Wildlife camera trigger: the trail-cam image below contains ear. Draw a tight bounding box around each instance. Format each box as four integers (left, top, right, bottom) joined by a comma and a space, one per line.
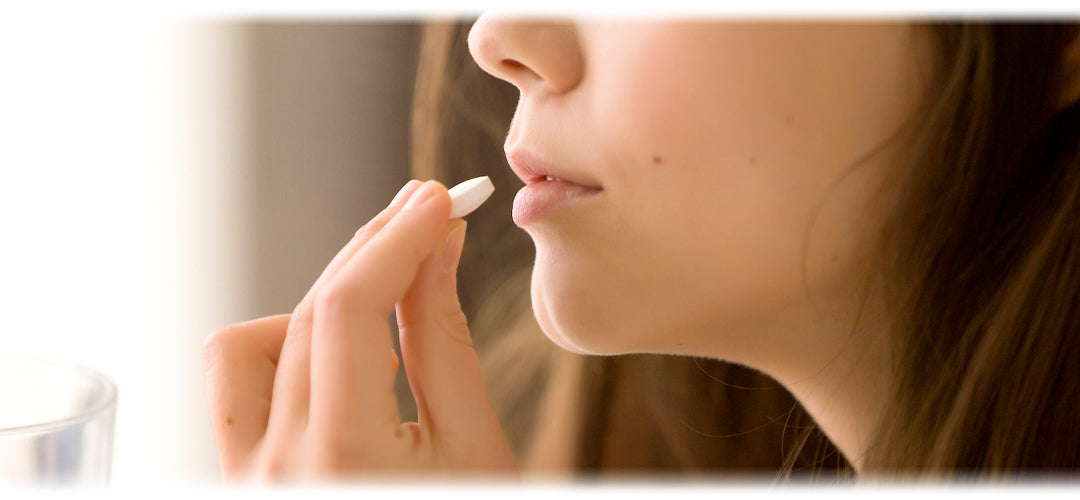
1057, 32, 1080, 111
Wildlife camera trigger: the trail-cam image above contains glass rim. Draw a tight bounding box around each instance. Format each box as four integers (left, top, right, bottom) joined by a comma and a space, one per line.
0, 351, 117, 436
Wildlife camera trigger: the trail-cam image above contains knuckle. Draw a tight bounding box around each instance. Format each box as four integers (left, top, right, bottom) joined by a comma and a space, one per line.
249, 438, 294, 482
353, 222, 375, 240
307, 430, 375, 472
315, 441, 354, 471
289, 299, 313, 329
354, 208, 394, 240
202, 326, 240, 373
313, 283, 353, 320
256, 456, 289, 482
314, 279, 387, 322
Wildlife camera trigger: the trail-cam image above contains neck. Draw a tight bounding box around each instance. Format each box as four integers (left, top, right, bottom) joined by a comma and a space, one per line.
768, 331, 886, 471
699, 295, 889, 472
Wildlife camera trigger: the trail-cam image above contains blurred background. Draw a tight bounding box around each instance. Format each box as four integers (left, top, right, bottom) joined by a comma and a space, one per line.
19, 5, 1058, 485
0, 14, 424, 484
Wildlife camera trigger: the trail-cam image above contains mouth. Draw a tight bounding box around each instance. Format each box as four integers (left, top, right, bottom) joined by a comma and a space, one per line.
505, 149, 603, 190
505, 149, 603, 226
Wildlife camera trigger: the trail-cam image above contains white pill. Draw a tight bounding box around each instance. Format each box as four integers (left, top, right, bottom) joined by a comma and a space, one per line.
447, 176, 495, 219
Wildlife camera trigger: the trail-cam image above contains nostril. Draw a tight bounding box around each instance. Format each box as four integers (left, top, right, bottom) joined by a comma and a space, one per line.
501, 59, 525, 70
500, 58, 541, 83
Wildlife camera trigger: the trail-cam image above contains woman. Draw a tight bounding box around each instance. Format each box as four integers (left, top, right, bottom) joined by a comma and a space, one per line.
202, 19, 1080, 480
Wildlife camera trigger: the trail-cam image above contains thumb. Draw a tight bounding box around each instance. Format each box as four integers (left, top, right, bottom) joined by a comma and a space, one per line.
395, 220, 500, 438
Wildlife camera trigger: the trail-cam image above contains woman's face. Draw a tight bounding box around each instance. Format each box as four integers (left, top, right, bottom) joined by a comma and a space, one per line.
468, 21, 928, 371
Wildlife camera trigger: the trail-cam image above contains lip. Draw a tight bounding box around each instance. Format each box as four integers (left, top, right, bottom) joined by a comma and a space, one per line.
512, 180, 602, 226
505, 149, 603, 226
505, 149, 602, 189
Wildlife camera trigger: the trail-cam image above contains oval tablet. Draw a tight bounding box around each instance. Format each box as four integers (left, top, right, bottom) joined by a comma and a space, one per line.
447, 176, 495, 219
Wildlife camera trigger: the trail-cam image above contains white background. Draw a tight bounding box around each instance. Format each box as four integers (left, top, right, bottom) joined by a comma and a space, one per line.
0, 13, 248, 484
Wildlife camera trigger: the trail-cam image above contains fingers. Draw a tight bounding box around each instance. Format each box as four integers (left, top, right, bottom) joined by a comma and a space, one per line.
208, 178, 513, 478
202, 314, 291, 476
267, 180, 422, 435
396, 220, 502, 440
305, 179, 424, 306
309, 180, 452, 435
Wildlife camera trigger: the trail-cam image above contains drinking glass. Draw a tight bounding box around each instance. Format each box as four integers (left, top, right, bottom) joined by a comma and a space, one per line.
0, 352, 117, 485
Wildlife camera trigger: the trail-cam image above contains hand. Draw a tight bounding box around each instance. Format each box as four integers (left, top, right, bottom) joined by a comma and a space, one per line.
202, 180, 517, 482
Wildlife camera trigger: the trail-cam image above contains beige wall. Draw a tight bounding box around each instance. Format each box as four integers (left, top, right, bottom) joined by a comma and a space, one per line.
239, 23, 423, 441
243, 23, 418, 316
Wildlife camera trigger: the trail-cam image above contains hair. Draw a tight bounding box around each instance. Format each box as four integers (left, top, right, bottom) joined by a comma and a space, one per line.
863, 24, 1080, 476
410, 20, 1080, 479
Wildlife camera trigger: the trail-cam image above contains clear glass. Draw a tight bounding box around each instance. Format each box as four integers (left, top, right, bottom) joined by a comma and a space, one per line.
0, 352, 117, 486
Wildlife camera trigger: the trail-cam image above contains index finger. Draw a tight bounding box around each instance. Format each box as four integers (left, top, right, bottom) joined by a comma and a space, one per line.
308, 180, 452, 436
265, 179, 421, 436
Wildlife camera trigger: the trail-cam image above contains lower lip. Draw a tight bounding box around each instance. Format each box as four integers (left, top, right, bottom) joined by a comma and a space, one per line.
512, 180, 602, 226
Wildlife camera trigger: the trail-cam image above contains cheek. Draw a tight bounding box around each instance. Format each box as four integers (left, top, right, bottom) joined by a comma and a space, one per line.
529, 82, 814, 354
529, 25, 918, 356
587, 26, 789, 177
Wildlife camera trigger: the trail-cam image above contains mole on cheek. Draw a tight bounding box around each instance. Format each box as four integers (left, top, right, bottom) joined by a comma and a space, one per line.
226, 416, 234, 426
785, 114, 794, 125
749, 156, 757, 165
652, 155, 663, 165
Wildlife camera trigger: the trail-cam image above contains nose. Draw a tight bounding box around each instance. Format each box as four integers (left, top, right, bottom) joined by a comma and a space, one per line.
468, 16, 584, 95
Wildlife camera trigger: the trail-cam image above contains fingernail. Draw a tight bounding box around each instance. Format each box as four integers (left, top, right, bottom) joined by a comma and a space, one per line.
404, 180, 437, 210
390, 179, 422, 206
441, 221, 467, 272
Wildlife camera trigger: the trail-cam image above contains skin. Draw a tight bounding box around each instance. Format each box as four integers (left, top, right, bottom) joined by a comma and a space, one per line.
204, 21, 934, 480
203, 180, 516, 480
468, 20, 931, 468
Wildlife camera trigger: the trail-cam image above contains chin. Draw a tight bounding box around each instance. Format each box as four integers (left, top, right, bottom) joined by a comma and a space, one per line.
528, 258, 638, 356
530, 289, 593, 355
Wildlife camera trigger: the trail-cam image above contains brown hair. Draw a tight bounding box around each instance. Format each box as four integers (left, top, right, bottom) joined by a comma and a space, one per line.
410, 20, 1080, 479
865, 24, 1080, 476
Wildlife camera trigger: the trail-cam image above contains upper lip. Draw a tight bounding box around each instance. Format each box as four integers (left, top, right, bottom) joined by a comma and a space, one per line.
505, 148, 602, 189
